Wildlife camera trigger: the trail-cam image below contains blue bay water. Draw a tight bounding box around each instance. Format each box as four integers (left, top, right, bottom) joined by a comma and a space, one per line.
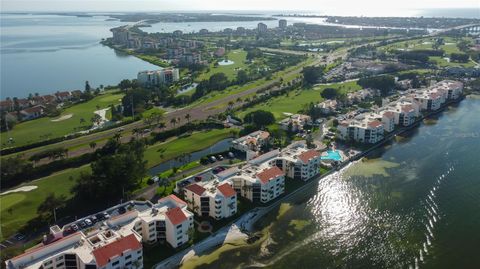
0, 14, 158, 98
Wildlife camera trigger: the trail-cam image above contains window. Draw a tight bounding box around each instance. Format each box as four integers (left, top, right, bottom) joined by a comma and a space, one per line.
177, 236, 182, 241
137, 250, 142, 255
56, 262, 64, 267
126, 261, 132, 266
125, 255, 131, 260
44, 261, 53, 266
176, 224, 182, 229
112, 261, 119, 266
56, 256, 64, 262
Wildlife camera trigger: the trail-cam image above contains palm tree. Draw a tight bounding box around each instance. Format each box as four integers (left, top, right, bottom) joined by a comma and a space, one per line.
89, 141, 97, 150
158, 121, 166, 131
185, 113, 191, 123
170, 117, 177, 128
79, 118, 86, 125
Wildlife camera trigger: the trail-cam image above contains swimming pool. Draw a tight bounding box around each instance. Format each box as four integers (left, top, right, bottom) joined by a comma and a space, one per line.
320, 150, 342, 161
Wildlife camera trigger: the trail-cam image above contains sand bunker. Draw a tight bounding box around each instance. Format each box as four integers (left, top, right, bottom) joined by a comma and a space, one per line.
1, 185, 38, 196
51, 114, 73, 122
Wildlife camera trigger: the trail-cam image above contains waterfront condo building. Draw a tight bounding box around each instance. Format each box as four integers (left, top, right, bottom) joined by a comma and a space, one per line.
268, 145, 322, 181
257, 23, 268, 33
338, 118, 384, 144
279, 19, 287, 29
230, 165, 285, 203
137, 68, 180, 86
183, 181, 237, 220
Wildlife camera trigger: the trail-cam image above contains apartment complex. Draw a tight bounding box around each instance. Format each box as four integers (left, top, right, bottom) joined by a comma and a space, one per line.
231, 130, 270, 160
184, 181, 237, 220
337, 80, 463, 144
137, 68, 180, 86
338, 118, 384, 144
6, 195, 194, 269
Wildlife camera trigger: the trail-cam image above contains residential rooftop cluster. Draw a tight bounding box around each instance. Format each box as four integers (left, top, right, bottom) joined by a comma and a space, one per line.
6, 195, 193, 269
0, 90, 83, 121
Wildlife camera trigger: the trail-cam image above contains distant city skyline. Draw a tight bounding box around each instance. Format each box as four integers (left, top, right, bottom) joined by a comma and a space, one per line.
2, 0, 479, 16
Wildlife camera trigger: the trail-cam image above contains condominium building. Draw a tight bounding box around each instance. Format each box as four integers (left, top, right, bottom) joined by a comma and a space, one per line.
230, 165, 285, 203
279, 19, 287, 29
257, 23, 268, 33
137, 68, 180, 86
268, 145, 321, 181
5, 228, 143, 269
338, 118, 384, 144
5, 196, 194, 269
183, 181, 237, 220
231, 130, 270, 160
380, 111, 395, 132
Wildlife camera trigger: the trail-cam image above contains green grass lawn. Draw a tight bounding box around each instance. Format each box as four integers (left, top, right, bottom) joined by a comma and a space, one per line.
144, 128, 236, 167
430, 57, 476, 68
0, 165, 91, 241
196, 49, 248, 81
237, 81, 361, 120
1, 91, 124, 148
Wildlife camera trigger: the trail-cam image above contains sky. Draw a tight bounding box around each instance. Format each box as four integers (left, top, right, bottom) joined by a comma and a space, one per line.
1, 0, 479, 14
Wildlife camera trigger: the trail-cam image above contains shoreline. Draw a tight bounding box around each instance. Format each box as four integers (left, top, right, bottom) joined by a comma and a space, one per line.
152, 95, 465, 269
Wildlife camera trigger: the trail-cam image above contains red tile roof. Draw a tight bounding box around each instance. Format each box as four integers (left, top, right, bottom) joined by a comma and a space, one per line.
165, 207, 187, 225
256, 166, 284, 184
383, 111, 395, 118
93, 234, 141, 268
368, 120, 383, 128
159, 194, 187, 206
21, 105, 44, 114
217, 183, 236, 198
185, 183, 206, 196
298, 150, 320, 163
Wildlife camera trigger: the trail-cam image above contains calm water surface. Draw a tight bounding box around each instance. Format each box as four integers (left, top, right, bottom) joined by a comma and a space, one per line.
182, 97, 480, 269
0, 14, 158, 98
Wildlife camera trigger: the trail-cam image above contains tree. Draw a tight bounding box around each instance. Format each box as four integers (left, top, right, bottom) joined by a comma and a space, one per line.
302, 66, 323, 85
85, 81, 91, 93
321, 88, 339, 100
37, 193, 66, 223
89, 141, 97, 150
357, 75, 395, 97
170, 117, 177, 128
121, 88, 151, 117
91, 114, 102, 125
118, 79, 132, 93
185, 113, 191, 123
72, 139, 147, 204
244, 110, 275, 128
236, 70, 249, 84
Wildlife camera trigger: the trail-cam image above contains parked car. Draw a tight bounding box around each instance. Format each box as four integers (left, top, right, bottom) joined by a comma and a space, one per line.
91, 216, 98, 223
85, 219, 93, 226
79, 221, 86, 228
102, 212, 110, 219
217, 155, 224, 161
118, 207, 126, 214
228, 152, 235, 159
194, 176, 202, 182
210, 156, 217, 162
71, 224, 79, 231
14, 234, 26, 241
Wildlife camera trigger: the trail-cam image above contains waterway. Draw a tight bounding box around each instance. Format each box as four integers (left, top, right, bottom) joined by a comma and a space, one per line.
180, 97, 480, 269
0, 14, 159, 98
148, 138, 233, 175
